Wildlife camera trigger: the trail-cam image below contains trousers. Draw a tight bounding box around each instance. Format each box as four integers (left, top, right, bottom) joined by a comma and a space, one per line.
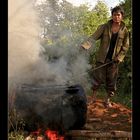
92, 59, 119, 97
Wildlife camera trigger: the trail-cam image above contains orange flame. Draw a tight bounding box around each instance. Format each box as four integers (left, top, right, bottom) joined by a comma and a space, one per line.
45, 129, 64, 140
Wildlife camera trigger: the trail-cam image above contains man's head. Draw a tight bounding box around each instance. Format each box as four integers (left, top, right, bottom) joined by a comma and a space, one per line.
111, 6, 124, 23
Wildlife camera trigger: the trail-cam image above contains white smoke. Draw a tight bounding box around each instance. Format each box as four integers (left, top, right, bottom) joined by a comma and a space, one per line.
8, 0, 92, 94
8, 0, 41, 86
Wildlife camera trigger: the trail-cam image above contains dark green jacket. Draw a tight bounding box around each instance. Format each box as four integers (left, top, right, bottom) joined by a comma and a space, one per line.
81, 20, 130, 63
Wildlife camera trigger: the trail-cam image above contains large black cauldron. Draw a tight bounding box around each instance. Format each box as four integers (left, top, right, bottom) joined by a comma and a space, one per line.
14, 84, 87, 132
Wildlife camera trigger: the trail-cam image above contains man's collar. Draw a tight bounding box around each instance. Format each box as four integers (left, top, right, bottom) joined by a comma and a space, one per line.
108, 19, 125, 27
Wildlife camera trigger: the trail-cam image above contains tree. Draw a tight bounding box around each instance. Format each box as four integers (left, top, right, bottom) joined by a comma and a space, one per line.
80, 0, 109, 36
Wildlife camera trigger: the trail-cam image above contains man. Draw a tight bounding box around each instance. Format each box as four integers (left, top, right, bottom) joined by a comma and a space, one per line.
81, 6, 130, 107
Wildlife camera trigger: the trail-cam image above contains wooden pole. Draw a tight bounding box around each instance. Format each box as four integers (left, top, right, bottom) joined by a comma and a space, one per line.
66, 130, 132, 138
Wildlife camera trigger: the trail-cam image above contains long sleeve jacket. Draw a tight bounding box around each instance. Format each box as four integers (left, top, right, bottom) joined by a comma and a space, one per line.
81, 20, 130, 63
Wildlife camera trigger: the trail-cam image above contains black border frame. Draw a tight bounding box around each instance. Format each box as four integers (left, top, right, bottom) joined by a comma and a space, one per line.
132, 0, 140, 139
1, 0, 8, 139
1, 0, 140, 139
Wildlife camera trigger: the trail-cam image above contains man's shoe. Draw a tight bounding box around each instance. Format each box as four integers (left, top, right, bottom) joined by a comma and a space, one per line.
105, 101, 113, 108
104, 98, 113, 108
109, 91, 115, 97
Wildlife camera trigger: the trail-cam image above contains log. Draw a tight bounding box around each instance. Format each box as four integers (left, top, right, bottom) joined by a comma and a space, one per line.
66, 130, 132, 138
87, 118, 102, 123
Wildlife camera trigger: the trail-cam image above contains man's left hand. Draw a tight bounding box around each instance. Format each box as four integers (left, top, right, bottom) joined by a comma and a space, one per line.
114, 57, 120, 63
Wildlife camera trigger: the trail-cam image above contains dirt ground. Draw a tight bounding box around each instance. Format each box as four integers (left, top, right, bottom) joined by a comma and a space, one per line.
84, 96, 132, 132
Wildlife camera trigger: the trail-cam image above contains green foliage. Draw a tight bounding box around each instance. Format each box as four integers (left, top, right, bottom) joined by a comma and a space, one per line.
117, 48, 132, 95
120, 0, 132, 27
8, 131, 25, 140
36, 0, 110, 46
80, 1, 109, 36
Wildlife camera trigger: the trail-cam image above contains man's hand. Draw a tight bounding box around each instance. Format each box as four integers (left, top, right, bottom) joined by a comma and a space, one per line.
114, 57, 120, 63
80, 41, 91, 50
80, 45, 86, 49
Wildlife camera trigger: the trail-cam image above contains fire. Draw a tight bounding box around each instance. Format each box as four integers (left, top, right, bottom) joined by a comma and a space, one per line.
45, 129, 64, 140
28, 129, 64, 140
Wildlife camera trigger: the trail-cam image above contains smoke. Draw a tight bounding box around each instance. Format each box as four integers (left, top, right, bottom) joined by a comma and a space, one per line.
8, 0, 92, 94
8, 0, 41, 87
8, 1, 93, 131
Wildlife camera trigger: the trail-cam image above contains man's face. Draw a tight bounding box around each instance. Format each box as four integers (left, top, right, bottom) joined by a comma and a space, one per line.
112, 11, 123, 23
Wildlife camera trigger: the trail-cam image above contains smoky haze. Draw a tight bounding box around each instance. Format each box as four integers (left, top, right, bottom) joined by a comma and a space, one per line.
8, 0, 92, 94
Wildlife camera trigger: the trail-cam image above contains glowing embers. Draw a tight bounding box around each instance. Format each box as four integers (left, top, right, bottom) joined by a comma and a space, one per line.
45, 129, 64, 140
25, 129, 64, 140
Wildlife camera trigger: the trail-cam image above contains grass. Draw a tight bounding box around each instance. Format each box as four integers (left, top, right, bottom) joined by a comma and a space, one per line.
8, 131, 25, 140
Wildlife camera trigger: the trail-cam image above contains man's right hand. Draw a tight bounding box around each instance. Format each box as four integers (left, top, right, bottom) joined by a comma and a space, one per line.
80, 41, 91, 50
113, 57, 121, 64
80, 45, 86, 50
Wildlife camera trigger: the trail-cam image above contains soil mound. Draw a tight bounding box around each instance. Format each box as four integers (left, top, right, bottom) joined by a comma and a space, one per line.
85, 96, 132, 132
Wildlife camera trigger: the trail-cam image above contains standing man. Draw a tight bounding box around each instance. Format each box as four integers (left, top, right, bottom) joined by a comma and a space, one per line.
81, 6, 130, 107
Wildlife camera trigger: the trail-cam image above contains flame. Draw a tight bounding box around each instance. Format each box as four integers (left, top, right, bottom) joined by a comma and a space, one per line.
45, 129, 64, 140
29, 129, 64, 140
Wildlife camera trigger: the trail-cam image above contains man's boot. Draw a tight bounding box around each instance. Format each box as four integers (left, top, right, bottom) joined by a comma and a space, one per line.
104, 97, 112, 108
104, 91, 114, 108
